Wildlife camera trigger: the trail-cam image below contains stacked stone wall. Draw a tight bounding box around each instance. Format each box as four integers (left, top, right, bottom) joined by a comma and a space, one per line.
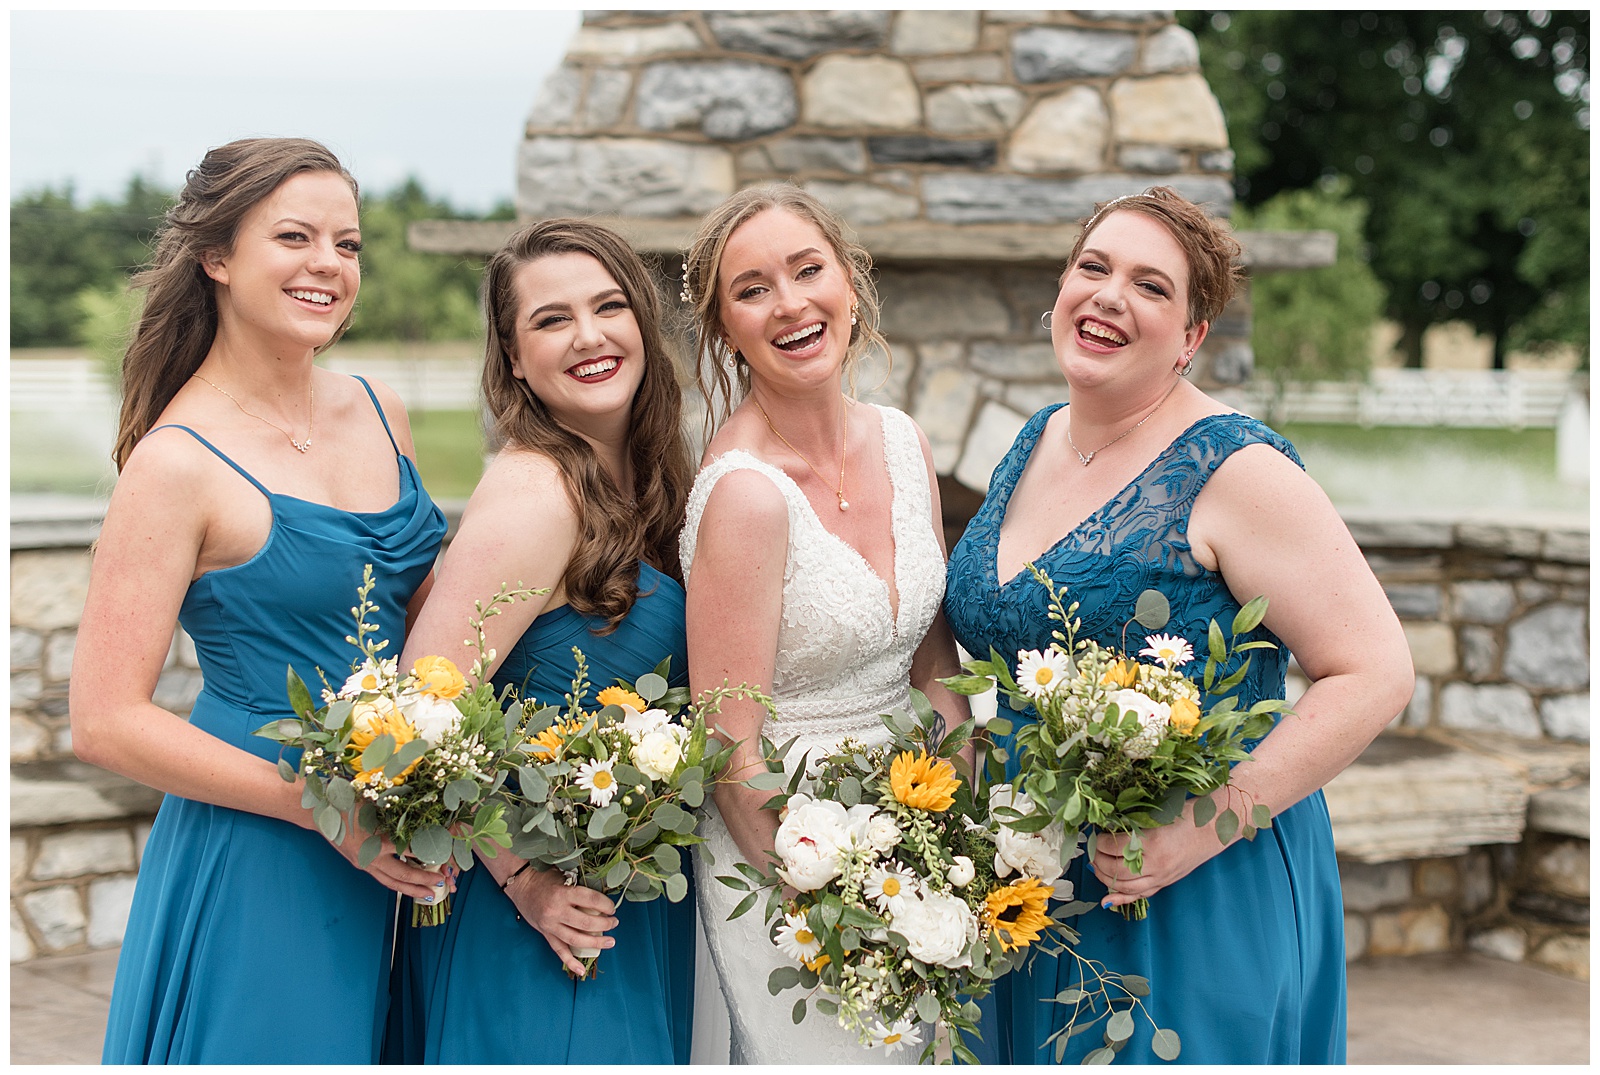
12, 507, 1586, 971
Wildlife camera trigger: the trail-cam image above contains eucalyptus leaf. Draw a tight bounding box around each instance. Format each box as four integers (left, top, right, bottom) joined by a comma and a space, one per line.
384, 737, 430, 777
652, 844, 681, 872
792, 998, 807, 1025
1055, 988, 1085, 1004
360, 734, 395, 770
745, 771, 788, 791
1106, 1010, 1135, 1043
1215, 807, 1240, 845
519, 765, 550, 804
409, 824, 453, 866
1119, 974, 1151, 997
916, 991, 940, 1023
605, 858, 632, 889
681, 780, 705, 809
635, 672, 669, 703
1252, 803, 1273, 830
665, 872, 688, 903
358, 834, 383, 868
444, 778, 480, 811
769, 965, 802, 994
839, 775, 862, 808
277, 758, 297, 783
1134, 588, 1171, 630
1152, 1028, 1182, 1061
1084, 1046, 1116, 1064
1192, 795, 1217, 828
312, 802, 342, 843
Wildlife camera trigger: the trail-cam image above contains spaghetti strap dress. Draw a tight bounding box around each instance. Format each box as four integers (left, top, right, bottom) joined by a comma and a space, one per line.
386, 562, 697, 1064
943, 405, 1347, 1065
100, 377, 447, 1064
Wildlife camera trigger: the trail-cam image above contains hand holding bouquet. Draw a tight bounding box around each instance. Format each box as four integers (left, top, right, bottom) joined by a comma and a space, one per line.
945, 564, 1290, 926
719, 691, 1160, 1064
256, 566, 539, 925
498, 650, 769, 978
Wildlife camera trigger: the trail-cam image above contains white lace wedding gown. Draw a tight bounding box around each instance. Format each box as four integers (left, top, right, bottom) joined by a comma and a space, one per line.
682, 405, 947, 1065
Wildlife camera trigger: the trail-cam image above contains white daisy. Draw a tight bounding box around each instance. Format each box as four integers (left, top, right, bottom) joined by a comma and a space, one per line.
575, 757, 619, 807
1140, 633, 1194, 667
867, 1018, 923, 1055
773, 910, 822, 962
1015, 649, 1072, 699
864, 863, 920, 914
339, 657, 397, 699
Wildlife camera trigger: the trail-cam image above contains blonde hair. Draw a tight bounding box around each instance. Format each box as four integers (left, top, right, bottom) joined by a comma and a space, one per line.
681, 183, 889, 435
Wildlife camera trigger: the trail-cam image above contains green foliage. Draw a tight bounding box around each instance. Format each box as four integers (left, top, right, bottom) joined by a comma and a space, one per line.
1183, 9, 1590, 367
75, 283, 144, 382
1237, 179, 1386, 388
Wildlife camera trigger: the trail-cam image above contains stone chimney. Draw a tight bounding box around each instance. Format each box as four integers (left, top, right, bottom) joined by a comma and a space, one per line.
411, 10, 1333, 507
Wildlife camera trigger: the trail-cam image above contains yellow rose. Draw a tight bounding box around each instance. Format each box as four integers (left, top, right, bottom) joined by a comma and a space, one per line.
1169, 696, 1201, 736
410, 655, 468, 701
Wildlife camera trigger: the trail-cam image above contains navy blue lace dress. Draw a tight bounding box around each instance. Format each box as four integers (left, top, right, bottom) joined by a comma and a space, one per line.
944, 404, 1346, 1064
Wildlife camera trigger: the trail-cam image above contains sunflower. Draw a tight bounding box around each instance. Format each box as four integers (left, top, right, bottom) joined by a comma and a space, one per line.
982, 877, 1054, 952
525, 718, 581, 760
889, 750, 959, 812
1101, 658, 1139, 689
347, 700, 422, 785
596, 686, 648, 714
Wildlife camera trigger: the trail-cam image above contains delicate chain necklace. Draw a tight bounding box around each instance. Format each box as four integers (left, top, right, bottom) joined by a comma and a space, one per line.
1066, 381, 1179, 467
754, 398, 850, 511
193, 373, 314, 453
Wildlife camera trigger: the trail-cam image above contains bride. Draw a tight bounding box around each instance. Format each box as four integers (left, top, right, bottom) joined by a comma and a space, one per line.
678, 185, 974, 1064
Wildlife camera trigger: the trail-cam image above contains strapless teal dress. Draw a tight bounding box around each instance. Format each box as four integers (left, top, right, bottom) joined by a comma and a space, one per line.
100, 378, 447, 1063
944, 405, 1346, 1064
387, 562, 696, 1064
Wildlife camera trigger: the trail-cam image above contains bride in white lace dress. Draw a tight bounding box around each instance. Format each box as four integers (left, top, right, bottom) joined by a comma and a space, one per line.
678, 185, 974, 1065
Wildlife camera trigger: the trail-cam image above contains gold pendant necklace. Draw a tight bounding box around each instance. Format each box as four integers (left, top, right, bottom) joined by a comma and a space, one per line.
1066, 381, 1179, 467
754, 398, 849, 511
194, 374, 314, 453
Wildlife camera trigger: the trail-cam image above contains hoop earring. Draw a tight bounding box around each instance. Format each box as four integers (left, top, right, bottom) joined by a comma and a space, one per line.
1175, 349, 1196, 377
1040, 311, 1053, 330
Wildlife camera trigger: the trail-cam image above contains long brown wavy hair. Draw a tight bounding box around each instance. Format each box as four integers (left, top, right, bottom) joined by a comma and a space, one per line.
681, 183, 890, 436
480, 219, 692, 633
112, 137, 358, 471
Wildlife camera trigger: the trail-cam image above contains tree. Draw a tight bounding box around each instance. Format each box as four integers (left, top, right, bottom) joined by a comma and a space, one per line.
1183, 10, 1589, 368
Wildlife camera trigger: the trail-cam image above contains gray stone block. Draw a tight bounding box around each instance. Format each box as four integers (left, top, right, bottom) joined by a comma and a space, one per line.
1118, 145, 1183, 173
1460, 851, 1494, 912
753, 137, 868, 176
1384, 582, 1442, 618
1198, 148, 1236, 173
924, 172, 1232, 225
1541, 694, 1590, 742
1399, 674, 1433, 729
706, 10, 889, 60
21, 886, 84, 952
1530, 934, 1589, 978
33, 830, 136, 881
1011, 26, 1137, 81
152, 669, 204, 715
11, 905, 34, 964
955, 401, 1028, 494
925, 84, 1026, 135
1532, 837, 1589, 900
1344, 912, 1368, 962
1512, 890, 1589, 926
517, 137, 735, 219
527, 64, 581, 130
11, 628, 42, 671
1516, 579, 1557, 605
1453, 580, 1517, 624
11, 671, 42, 708
1529, 785, 1589, 839
43, 630, 76, 683
1340, 859, 1412, 912
804, 181, 920, 226
1439, 683, 1541, 738
1204, 342, 1253, 385
580, 69, 632, 130
890, 10, 980, 55
87, 876, 138, 949
913, 55, 1007, 83
10, 716, 47, 763
1141, 23, 1200, 72
1542, 528, 1590, 564
969, 341, 1059, 380
867, 136, 996, 168
1459, 625, 1500, 680
1504, 604, 1589, 690
636, 62, 796, 141
879, 272, 1010, 342
1469, 925, 1527, 963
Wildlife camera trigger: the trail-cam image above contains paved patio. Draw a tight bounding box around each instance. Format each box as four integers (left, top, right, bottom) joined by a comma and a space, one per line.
11, 946, 1589, 1064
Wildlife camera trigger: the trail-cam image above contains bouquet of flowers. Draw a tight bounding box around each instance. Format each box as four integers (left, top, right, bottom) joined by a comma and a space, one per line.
945, 564, 1290, 926
718, 691, 1172, 1064
498, 649, 769, 978
256, 565, 534, 925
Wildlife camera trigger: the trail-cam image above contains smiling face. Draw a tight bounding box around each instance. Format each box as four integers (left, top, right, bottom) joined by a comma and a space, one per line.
203, 170, 361, 354
506, 251, 646, 431
716, 207, 856, 396
1050, 209, 1208, 390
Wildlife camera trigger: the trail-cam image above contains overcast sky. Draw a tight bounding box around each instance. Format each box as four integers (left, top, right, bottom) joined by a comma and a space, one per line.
10, 9, 584, 212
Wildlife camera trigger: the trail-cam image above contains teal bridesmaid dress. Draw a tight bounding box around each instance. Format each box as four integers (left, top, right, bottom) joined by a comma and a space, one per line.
944, 405, 1347, 1065
100, 378, 447, 1063
388, 562, 696, 1064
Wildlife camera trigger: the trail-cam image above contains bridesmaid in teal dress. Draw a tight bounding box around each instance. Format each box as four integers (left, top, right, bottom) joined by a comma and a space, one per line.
943, 188, 1414, 1063
387, 219, 697, 1063
70, 138, 451, 1063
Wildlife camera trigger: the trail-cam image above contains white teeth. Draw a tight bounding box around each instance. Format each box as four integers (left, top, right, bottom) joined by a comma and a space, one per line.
571, 358, 618, 378
1080, 321, 1128, 345
288, 290, 334, 306
775, 324, 823, 347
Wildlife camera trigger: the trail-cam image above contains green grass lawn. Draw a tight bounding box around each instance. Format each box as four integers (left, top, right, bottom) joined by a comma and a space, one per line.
408, 409, 487, 501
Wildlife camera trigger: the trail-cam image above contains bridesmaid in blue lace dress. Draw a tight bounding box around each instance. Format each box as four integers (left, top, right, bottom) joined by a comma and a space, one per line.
387, 220, 696, 1063
944, 187, 1414, 1063
70, 138, 450, 1063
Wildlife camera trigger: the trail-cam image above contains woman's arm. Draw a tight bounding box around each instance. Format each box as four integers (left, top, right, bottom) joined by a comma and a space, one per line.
70, 437, 444, 899
1091, 443, 1413, 908
685, 469, 791, 873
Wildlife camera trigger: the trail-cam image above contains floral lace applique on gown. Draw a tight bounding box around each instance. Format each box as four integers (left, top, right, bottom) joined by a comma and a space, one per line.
682, 405, 945, 1065
943, 404, 1347, 1065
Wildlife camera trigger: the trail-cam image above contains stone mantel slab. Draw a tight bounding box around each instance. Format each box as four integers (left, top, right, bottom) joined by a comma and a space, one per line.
12, 762, 164, 827
409, 218, 1335, 269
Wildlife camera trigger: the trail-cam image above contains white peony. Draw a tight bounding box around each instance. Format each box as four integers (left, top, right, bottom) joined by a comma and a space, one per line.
772, 794, 850, 892
1107, 688, 1170, 759
840, 803, 883, 855
893, 889, 978, 968
631, 729, 683, 782
621, 706, 672, 740
400, 692, 460, 745
947, 855, 975, 888
990, 784, 1070, 884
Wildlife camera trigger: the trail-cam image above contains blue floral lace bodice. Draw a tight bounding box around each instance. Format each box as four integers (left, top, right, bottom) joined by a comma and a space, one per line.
945, 404, 1305, 721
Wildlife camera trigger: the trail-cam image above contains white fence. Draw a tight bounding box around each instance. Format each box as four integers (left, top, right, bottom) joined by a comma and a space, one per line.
1223, 369, 1576, 429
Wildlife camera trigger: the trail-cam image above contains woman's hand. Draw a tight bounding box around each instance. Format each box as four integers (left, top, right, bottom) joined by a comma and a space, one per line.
328, 822, 455, 902
503, 868, 619, 977
1088, 795, 1236, 911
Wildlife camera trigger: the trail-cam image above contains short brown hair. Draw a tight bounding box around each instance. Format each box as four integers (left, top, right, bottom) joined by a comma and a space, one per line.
1065, 186, 1242, 329
681, 183, 889, 433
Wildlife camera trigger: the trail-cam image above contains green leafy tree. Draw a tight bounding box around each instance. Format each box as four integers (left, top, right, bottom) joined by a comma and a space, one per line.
1239, 177, 1386, 400
1183, 10, 1589, 368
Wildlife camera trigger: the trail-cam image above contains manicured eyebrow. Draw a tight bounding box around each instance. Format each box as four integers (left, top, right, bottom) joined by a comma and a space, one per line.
272, 217, 360, 238
727, 247, 824, 290
1081, 246, 1176, 290
527, 288, 626, 322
